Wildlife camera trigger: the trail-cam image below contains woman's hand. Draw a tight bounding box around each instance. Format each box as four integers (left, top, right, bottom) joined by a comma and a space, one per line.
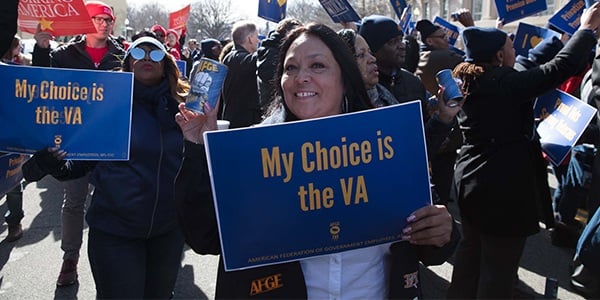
175, 102, 218, 144
436, 86, 463, 124
580, 2, 600, 31
402, 204, 453, 247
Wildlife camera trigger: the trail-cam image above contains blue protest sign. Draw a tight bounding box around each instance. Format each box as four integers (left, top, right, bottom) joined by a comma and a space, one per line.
0, 64, 133, 160
432, 16, 459, 46
176, 60, 187, 78
258, 0, 287, 23
318, 0, 361, 23
513, 22, 562, 58
0, 153, 27, 197
548, 0, 585, 36
534, 89, 597, 165
390, 0, 408, 19
495, 0, 548, 25
399, 5, 412, 33
204, 101, 432, 271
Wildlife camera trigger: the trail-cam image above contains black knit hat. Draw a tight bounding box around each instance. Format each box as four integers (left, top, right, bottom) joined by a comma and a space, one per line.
359, 15, 403, 53
462, 27, 508, 63
415, 19, 441, 41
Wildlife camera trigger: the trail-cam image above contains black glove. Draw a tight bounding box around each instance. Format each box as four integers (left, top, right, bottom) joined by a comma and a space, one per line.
22, 148, 67, 181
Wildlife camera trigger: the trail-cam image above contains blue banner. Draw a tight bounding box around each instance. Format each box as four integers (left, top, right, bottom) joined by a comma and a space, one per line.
0, 153, 27, 197
432, 16, 459, 46
495, 0, 548, 25
390, 0, 408, 19
534, 89, 597, 165
513, 22, 562, 58
318, 0, 361, 23
176, 60, 187, 78
258, 0, 287, 23
0, 65, 133, 160
548, 0, 585, 35
204, 101, 432, 271
399, 5, 412, 34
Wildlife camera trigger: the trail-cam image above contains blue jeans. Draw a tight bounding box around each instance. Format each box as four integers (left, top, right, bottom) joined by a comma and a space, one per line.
553, 144, 597, 224
87, 227, 185, 299
4, 181, 25, 225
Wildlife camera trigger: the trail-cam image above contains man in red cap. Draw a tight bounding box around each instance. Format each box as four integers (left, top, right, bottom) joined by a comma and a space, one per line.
31, 0, 125, 288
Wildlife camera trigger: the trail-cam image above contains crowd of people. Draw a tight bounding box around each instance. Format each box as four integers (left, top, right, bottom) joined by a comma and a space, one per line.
2, 0, 600, 298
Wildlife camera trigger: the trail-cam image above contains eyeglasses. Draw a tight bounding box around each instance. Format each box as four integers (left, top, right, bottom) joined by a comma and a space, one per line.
91, 16, 114, 25
129, 47, 165, 62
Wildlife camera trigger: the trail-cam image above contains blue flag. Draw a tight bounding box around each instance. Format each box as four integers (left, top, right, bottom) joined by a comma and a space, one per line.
204, 101, 432, 271
399, 5, 412, 33
318, 0, 361, 23
433, 16, 460, 46
534, 89, 597, 165
495, 0, 548, 25
258, 0, 287, 23
390, 0, 408, 19
548, 0, 585, 35
0, 65, 133, 160
513, 22, 561, 58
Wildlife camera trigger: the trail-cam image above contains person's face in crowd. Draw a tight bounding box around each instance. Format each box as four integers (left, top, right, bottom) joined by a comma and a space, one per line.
248, 31, 259, 52
426, 28, 449, 50
354, 35, 378, 89
211, 43, 223, 58
499, 36, 516, 68
375, 34, 406, 69
11, 42, 22, 59
281, 33, 344, 120
167, 33, 178, 47
188, 41, 198, 50
153, 31, 166, 43
129, 44, 165, 86
89, 13, 114, 41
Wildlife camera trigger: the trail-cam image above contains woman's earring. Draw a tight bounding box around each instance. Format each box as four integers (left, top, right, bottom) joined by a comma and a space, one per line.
342, 96, 349, 113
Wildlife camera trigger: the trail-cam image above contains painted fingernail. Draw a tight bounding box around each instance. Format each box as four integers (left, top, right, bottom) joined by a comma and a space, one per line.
406, 215, 416, 222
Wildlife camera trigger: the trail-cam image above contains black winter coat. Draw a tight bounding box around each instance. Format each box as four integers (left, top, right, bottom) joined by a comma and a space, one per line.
452, 29, 597, 237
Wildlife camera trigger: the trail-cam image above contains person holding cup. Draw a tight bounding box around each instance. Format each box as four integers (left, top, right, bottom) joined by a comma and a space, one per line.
447, 3, 600, 298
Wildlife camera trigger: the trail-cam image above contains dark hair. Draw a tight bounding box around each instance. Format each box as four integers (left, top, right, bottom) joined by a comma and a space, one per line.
276, 18, 303, 36
122, 43, 189, 101
337, 28, 357, 55
269, 23, 372, 122
132, 30, 157, 42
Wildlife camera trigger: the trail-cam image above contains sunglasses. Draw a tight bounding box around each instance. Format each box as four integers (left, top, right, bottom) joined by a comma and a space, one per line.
129, 47, 165, 62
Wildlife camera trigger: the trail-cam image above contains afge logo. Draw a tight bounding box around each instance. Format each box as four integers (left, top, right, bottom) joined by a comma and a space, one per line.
250, 273, 283, 296
330, 221, 340, 240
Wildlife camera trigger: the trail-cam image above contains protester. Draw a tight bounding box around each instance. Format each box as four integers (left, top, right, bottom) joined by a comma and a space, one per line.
446, 4, 600, 297
570, 205, 600, 297
151, 24, 167, 44
2, 35, 29, 65
198, 38, 222, 61
257, 18, 303, 111
22, 36, 189, 298
174, 23, 457, 299
220, 21, 262, 128
1, 179, 25, 242
30, 0, 125, 287
166, 29, 182, 60
0, 0, 18, 57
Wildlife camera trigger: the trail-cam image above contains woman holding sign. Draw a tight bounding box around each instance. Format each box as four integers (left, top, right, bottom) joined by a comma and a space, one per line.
447, 3, 600, 298
22, 36, 189, 298
174, 23, 457, 299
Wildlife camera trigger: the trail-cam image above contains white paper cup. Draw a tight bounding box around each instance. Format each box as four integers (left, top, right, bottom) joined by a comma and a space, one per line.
217, 120, 230, 130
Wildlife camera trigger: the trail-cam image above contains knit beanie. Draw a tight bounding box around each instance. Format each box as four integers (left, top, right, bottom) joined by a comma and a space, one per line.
462, 27, 508, 63
528, 36, 563, 65
359, 15, 402, 53
415, 19, 441, 41
85, 0, 115, 20
201, 38, 220, 55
